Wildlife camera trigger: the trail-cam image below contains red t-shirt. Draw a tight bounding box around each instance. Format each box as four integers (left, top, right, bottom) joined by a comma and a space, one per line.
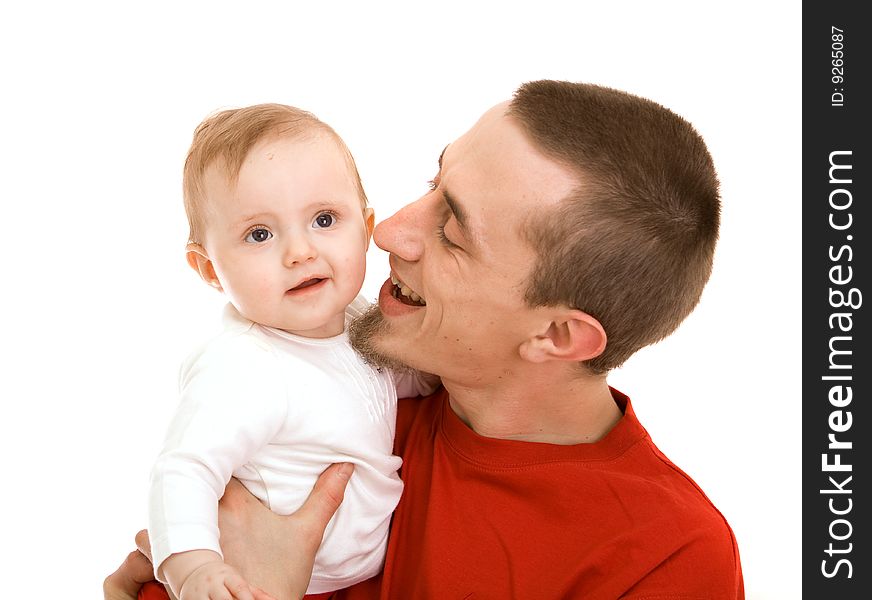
140, 387, 744, 600
338, 387, 744, 599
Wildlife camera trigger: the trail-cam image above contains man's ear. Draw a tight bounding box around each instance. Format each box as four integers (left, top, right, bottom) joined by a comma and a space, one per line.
519, 309, 607, 364
363, 207, 375, 248
186, 242, 223, 291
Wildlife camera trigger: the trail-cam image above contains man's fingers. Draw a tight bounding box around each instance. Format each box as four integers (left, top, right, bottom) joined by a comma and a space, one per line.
135, 529, 154, 563
103, 549, 154, 600
296, 462, 354, 544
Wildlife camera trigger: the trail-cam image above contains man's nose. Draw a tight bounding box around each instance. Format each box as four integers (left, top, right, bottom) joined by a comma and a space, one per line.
283, 234, 318, 266
373, 196, 427, 262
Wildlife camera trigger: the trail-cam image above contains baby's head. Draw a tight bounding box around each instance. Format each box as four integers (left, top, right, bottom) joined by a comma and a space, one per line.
183, 104, 375, 338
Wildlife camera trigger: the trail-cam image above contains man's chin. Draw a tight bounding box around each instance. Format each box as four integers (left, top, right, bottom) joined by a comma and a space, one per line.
348, 303, 413, 372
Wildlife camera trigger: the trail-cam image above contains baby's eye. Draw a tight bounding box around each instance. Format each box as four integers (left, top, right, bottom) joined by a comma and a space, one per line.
314, 212, 335, 228
244, 228, 273, 243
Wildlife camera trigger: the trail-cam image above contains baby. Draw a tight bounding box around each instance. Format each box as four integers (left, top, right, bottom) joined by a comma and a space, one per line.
147, 104, 436, 600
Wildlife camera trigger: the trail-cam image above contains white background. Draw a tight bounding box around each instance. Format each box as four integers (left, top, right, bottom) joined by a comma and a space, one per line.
0, 2, 800, 598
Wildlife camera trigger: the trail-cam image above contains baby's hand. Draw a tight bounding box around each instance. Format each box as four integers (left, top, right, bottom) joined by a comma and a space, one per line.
179, 561, 255, 600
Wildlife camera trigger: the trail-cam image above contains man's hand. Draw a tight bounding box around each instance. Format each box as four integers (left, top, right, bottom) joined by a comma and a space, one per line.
218, 462, 354, 599
103, 548, 157, 600
104, 463, 353, 600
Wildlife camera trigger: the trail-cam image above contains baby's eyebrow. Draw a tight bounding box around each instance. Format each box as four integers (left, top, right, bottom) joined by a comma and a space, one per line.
235, 212, 272, 226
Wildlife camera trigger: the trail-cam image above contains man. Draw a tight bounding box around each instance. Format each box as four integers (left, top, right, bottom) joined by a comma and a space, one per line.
106, 80, 744, 600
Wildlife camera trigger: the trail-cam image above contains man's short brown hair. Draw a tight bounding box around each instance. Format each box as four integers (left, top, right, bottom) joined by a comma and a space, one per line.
183, 103, 368, 244
509, 81, 720, 374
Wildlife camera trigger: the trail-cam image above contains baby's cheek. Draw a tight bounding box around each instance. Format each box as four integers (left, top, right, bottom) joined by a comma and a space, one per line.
340, 254, 366, 278
236, 275, 275, 312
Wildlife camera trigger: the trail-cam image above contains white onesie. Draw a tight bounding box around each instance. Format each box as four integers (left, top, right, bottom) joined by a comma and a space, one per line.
148, 296, 436, 594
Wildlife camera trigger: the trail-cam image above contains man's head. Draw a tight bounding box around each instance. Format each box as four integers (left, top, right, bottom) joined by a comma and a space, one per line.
350, 81, 719, 379
183, 104, 375, 338
509, 81, 720, 373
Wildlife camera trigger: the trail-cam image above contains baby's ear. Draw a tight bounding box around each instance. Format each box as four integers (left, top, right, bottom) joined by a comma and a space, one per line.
364, 207, 375, 246
186, 243, 222, 291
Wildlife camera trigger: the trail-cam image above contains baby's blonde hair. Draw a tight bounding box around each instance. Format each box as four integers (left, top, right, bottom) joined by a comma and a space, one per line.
183, 103, 368, 244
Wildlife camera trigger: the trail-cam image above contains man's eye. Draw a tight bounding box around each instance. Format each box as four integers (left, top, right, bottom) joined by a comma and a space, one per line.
437, 224, 458, 248
244, 228, 273, 243
314, 212, 335, 228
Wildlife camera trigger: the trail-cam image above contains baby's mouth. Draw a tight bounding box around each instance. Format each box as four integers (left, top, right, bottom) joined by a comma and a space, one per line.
288, 277, 325, 292
391, 273, 426, 306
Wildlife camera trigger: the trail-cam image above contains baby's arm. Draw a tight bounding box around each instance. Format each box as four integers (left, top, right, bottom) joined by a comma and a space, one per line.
162, 550, 254, 600
149, 337, 288, 595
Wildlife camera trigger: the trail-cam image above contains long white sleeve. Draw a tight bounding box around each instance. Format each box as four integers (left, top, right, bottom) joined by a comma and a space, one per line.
148, 335, 287, 579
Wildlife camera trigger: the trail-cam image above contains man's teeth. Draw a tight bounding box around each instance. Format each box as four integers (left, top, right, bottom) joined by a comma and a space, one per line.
391, 274, 425, 305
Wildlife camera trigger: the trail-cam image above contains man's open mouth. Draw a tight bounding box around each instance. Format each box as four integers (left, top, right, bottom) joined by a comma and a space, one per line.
391, 273, 426, 306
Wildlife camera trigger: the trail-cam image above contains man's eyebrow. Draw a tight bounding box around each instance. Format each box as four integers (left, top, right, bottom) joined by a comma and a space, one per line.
435, 144, 472, 239
443, 189, 470, 234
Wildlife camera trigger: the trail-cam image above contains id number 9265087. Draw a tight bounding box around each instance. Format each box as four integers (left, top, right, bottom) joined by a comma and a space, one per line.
831, 26, 845, 107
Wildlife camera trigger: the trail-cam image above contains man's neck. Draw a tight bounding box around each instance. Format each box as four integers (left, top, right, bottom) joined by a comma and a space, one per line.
442, 365, 622, 445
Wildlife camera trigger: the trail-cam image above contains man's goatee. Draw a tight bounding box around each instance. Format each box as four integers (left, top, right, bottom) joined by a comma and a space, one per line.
348, 303, 413, 372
